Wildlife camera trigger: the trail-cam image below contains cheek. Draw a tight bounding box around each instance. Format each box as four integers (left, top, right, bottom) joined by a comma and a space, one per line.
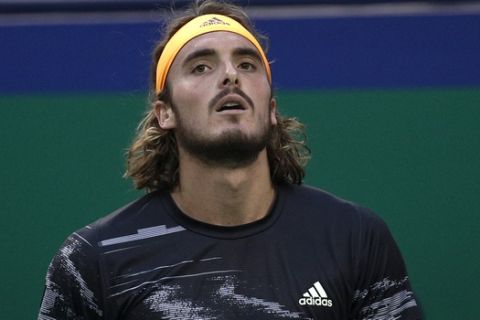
170, 86, 206, 115
170, 83, 192, 106
248, 77, 271, 101
254, 86, 273, 114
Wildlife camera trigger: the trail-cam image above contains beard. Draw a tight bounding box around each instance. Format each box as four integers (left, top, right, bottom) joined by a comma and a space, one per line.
174, 112, 272, 169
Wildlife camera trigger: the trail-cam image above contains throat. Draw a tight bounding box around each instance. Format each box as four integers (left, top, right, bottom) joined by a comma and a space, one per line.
171, 162, 276, 226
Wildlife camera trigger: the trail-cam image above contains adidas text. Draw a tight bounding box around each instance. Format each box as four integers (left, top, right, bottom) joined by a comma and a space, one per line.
200, 17, 229, 27
299, 297, 333, 307
299, 281, 333, 307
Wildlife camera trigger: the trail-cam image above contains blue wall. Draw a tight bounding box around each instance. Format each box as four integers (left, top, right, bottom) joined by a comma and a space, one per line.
2, 13, 480, 93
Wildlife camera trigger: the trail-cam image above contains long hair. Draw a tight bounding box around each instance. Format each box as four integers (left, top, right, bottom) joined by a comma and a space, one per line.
125, 0, 310, 192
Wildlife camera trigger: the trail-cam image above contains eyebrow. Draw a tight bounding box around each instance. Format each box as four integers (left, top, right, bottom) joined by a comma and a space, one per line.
182, 47, 263, 66
233, 47, 262, 62
183, 48, 216, 66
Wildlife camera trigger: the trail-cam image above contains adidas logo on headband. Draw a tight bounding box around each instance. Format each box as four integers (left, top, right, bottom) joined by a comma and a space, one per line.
200, 17, 230, 28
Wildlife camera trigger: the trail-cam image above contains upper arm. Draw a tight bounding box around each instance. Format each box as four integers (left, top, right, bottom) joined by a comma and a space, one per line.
350, 208, 422, 320
38, 230, 104, 320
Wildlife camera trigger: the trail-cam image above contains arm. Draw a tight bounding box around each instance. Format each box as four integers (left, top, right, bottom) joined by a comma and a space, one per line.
350, 209, 422, 320
38, 229, 104, 320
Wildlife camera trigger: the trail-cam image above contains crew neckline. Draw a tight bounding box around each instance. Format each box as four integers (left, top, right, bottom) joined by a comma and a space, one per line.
158, 184, 287, 239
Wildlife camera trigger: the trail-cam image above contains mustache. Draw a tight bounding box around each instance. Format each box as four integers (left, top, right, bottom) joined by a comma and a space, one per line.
209, 87, 254, 111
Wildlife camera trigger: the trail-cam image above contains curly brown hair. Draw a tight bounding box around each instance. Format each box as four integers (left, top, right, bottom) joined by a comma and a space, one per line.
125, 0, 310, 192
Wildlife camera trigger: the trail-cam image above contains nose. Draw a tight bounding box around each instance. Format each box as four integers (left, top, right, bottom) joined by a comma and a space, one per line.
221, 62, 239, 87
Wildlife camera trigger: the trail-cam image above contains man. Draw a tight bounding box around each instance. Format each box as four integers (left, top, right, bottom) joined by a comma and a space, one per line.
39, 1, 422, 319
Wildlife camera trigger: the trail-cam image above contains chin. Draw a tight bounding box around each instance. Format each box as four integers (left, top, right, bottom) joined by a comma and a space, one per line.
178, 126, 271, 169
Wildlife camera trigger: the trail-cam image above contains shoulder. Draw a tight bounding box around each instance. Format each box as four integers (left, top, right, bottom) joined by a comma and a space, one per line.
63, 190, 169, 251
282, 183, 381, 221
280, 183, 390, 236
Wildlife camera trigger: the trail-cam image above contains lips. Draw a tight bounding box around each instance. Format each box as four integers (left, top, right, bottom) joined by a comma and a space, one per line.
215, 95, 247, 113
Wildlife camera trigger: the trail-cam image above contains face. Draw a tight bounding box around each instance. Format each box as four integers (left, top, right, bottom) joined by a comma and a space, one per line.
155, 31, 277, 167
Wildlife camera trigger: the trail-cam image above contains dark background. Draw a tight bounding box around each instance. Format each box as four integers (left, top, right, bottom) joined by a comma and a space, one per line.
1, 1, 479, 319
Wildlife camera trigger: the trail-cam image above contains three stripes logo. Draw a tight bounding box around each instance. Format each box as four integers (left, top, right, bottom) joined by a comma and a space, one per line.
299, 281, 333, 307
200, 17, 230, 28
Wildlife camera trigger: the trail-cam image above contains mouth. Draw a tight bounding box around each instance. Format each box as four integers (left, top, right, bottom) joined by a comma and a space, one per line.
215, 96, 247, 113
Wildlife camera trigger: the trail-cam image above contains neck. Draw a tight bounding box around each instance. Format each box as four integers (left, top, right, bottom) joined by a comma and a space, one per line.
171, 149, 276, 226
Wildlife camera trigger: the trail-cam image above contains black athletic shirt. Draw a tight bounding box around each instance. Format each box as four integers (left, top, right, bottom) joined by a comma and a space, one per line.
39, 184, 421, 319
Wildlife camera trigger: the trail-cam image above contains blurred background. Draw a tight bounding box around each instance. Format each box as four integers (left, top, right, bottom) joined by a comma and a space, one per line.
1, 0, 479, 319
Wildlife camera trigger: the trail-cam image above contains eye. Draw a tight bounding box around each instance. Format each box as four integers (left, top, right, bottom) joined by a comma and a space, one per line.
238, 62, 257, 71
192, 64, 210, 74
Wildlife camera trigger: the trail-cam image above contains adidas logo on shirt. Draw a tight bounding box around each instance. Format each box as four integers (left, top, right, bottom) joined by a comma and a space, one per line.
299, 281, 333, 307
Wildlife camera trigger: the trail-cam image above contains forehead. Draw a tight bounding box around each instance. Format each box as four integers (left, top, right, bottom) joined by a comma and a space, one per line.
174, 31, 259, 62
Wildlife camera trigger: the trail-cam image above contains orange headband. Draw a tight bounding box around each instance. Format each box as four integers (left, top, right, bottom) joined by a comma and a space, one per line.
155, 14, 271, 93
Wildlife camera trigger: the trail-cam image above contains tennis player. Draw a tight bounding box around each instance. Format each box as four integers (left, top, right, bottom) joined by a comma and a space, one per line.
39, 1, 421, 319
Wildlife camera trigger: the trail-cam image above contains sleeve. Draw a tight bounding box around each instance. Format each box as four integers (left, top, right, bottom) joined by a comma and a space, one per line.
350, 208, 422, 320
38, 228, 105, 320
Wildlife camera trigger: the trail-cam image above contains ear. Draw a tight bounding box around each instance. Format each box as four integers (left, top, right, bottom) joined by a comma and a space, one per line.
153, 100, 176, 129
269, 97, 278, 126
